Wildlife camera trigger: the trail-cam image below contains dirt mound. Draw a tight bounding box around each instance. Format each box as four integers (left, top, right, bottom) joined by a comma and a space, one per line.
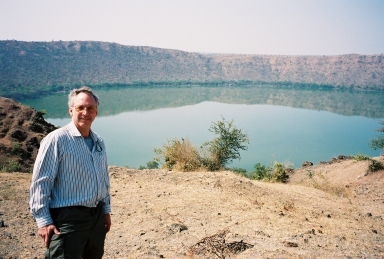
0, 97, 57, 172
1, 158, 383, 258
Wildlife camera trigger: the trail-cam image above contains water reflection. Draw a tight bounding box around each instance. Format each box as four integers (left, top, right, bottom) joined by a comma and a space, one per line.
21, 86, 384, 118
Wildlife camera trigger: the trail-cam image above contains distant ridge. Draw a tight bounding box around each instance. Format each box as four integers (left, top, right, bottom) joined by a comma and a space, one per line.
1, 40, 383, 99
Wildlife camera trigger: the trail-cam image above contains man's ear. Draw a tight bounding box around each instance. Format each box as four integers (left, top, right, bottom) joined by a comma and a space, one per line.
69, 107, 73, 116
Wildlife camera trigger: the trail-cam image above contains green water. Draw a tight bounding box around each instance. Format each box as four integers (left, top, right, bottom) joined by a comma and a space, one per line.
21, 86, 384, 171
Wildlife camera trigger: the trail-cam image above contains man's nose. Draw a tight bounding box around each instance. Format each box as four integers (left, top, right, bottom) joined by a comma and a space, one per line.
81, 108, 90, 114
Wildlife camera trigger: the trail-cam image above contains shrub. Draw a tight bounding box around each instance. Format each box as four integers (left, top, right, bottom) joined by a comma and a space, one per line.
251, 162, 289, 183
251, 163, 272, 181
146, 160, 159, 169
351, 153, 383, 173
368, 159, 384, 172
11, 142, 22, 156
352, 153, 371, 161
270, 162, 289, 183
205, 117, 249, 170
0, 159, 22, 172
154, 139, 203, 171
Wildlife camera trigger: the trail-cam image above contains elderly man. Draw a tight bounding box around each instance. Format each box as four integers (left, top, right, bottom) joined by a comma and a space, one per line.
30, 86, 111, 259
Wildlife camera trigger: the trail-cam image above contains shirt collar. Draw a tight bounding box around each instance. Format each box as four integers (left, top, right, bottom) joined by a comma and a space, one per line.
68, 121, 95, 140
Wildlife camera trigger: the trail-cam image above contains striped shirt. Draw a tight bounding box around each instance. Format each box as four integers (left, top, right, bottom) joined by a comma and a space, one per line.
29, 122, 111, 228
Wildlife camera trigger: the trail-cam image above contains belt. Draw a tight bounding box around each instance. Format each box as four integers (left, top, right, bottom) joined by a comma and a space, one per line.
74, 202, 102, 213
51, 202, 102, 213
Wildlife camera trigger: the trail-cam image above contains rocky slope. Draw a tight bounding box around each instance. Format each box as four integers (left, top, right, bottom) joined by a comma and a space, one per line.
0, 97, 57, 172
1, 41, 383, 99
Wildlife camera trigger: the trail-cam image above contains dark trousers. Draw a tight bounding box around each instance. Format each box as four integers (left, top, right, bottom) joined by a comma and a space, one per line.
45, 203, 106, 259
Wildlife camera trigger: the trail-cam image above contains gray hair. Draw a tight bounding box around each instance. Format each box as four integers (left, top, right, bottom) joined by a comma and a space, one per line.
68, 86, 99, 108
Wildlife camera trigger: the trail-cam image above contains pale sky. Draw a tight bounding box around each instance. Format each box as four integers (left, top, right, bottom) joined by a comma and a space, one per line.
1, 0, 383, 55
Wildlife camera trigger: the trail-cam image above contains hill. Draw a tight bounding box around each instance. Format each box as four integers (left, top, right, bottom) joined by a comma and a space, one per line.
1, 40, 384, 99
0, 97, 57, 172
1, 158, 383, 258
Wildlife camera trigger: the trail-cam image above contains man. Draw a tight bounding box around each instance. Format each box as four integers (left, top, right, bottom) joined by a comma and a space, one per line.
30, 86, 111, 259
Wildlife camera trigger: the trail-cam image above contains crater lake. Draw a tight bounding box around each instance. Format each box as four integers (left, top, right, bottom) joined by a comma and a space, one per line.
20, 85, 384, 172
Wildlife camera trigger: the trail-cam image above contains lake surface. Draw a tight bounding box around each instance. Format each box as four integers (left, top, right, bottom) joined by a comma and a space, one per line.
21, 85, 384, 171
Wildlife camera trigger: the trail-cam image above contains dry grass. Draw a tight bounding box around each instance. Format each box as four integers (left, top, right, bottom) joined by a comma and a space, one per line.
0, 157, 383, 258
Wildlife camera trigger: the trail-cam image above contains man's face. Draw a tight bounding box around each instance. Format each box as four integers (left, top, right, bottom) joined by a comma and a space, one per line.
69, 92, 98, 136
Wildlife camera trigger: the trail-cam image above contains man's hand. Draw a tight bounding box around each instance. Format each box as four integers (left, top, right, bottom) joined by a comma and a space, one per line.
38, 224, 61, 248
104, 213, 112, 233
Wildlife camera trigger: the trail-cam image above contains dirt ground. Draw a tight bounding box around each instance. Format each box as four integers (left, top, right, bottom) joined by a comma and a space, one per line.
1, 157, 383, 259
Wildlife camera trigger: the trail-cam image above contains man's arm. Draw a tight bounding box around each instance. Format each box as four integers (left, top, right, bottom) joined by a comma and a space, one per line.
29, 135, 60, 228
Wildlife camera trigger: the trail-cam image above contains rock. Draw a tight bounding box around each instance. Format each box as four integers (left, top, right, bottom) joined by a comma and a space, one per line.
319, 161, 329, 165
169, 223, 188, 233
330, 157, 338, 163
337, 155, 351, 160
302, 161, 313, 168
284, 241, 298, 247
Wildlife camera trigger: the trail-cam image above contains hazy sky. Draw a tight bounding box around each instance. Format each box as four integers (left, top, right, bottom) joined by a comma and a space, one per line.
1, 0, 383, 55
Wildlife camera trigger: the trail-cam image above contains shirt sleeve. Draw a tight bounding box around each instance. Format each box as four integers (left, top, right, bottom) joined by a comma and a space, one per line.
101, 194, 112, 214
29, 135, 60, 228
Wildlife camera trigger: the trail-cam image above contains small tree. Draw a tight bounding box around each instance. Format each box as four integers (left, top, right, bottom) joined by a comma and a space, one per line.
205, 117, 249, 170
251, 163, 272, 181
369, 120, 384, 154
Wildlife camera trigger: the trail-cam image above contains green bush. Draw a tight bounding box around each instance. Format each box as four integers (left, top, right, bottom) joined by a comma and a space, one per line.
270, 162, 289, 183
146, 160, 159, 169
250, 162, 289, 183
368, 159, 384, 172
352, 153, 371, 161
0, 159, 22, 172
251, 163, 272, 181
11, 142, 22, 156
204, 117, 249, 170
